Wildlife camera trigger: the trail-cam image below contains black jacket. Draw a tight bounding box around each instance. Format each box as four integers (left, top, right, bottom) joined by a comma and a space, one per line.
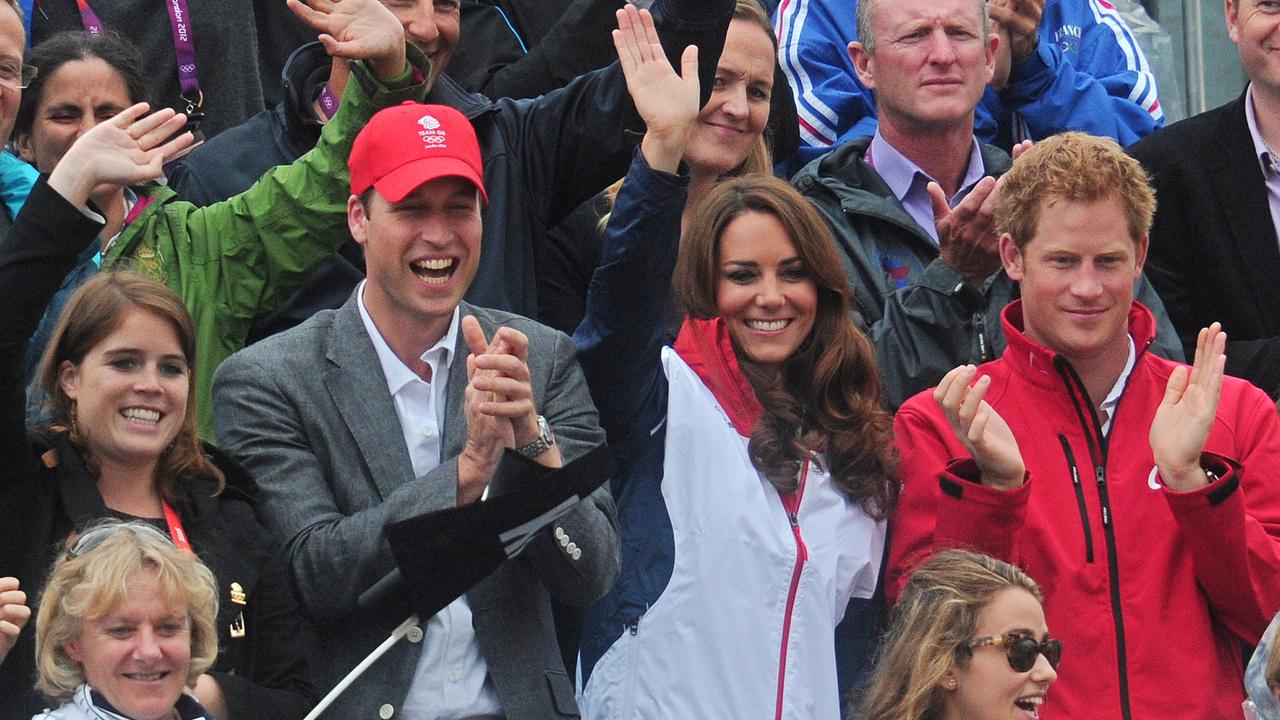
0, 178, 316, 720
1128, 92, 1280, 396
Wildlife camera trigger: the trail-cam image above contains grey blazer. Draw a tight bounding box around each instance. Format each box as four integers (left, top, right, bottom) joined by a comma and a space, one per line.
212, 295, 619, 720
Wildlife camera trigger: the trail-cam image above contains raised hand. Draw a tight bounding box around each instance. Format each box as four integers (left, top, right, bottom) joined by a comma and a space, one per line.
47, 103, 193, 208
930, 175, 1002, 288
0, 576, 30, 666
1150, 323, 1227, 492
287, 0, 406, 79
613, 5, 700, 174
935, 365, 1026, 490
987, 0, 1046, 63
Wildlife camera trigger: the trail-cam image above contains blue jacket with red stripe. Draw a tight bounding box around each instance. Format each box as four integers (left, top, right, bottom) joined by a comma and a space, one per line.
775, 0, 1163, 165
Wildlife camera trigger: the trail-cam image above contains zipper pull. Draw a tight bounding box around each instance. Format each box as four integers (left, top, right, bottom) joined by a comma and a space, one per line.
788, 511, 799, 529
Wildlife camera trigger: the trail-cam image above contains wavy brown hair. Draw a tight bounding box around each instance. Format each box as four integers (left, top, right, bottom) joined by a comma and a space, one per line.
857, 550, 1044, 720
672, 174, 897, 518
35, 271, 224, 504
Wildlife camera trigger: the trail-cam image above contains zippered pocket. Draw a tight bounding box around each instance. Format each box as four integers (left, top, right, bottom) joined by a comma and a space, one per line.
1058, 435, 1094, 563
621, 616, 641, 719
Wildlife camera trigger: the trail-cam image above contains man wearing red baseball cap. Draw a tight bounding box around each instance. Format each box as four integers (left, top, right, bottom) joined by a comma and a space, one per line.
212, 101, 618, 720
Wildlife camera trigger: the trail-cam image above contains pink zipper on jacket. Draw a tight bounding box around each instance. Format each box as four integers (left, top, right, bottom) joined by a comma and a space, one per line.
774, 459, 810, 720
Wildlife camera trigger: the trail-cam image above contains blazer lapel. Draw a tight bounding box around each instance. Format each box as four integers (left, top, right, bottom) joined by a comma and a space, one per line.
322, 297, 416, 501
1209, 95, 1280, 312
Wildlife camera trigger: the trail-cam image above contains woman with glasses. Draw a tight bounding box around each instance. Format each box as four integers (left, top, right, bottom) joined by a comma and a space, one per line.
0, 183, 314, 720
33, 521, 219, 720
857, 549, 1061, 720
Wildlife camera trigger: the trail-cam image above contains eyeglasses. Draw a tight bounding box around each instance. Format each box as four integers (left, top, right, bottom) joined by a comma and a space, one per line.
0, 59, 36, 90
66, 522, 173, 558
968, 632, 1063, 672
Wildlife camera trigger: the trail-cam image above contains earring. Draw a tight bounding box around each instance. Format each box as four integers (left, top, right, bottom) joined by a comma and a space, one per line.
68, 400, 79, 435
947, 678, 957, 689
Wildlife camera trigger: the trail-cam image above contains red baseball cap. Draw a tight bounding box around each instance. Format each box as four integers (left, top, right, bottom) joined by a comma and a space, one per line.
349, 101, 488, 204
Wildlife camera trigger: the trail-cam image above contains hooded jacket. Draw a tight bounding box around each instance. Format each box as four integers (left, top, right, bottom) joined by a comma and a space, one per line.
891, 300, 1280, 719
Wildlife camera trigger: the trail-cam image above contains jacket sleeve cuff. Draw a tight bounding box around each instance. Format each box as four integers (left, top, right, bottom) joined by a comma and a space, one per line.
934, 459, 1029, 559
1161, 453, 1241, 508
1003, 39, 1058, 102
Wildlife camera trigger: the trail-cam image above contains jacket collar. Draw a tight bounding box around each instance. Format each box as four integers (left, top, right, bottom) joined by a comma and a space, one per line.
279, 41, 331, 149
426, 73, 498, 121
999, 299, 1157, 388
672, 316, 762, 438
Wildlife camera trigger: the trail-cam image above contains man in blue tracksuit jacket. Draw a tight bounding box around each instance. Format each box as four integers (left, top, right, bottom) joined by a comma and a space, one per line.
776, 0, 1163, 165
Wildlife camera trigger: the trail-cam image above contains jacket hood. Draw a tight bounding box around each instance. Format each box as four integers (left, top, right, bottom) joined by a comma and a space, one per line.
999, 299, 1158, 386
672, 316, 762, 437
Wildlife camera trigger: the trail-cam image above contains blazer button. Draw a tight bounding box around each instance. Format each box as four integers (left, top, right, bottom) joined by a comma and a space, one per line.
558, 533, 570, 548
554, 526, 566, 541
406, 626, 424, 643
566, 542, 578, 555
572, 548, 582, 561
379, 704, 395, 719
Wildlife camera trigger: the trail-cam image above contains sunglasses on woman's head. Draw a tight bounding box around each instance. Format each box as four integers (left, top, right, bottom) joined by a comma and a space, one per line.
66, 522, 173, 558
968, 632, 1063, 672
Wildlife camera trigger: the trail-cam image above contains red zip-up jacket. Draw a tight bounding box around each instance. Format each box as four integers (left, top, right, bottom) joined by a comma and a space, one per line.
891, 300, 1280, 720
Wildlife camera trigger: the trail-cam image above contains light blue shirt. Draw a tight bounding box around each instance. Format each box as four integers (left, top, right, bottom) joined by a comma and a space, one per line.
1245, 84, 1280, 256
866, 130, 987, 245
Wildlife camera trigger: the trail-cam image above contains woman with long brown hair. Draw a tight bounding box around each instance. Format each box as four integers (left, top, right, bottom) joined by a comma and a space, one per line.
574, 7, 896, 717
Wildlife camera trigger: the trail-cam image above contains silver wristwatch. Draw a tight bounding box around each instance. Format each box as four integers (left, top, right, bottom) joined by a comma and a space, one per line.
515, 415, 555, 458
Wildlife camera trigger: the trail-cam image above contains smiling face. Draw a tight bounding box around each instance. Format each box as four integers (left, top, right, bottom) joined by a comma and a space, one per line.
1001, 196, 1146, 371
17, 57, 133, 173
943, 588, 1057, 720
1228, 0, 1280, 103
64, 570, 192, 720
716, 210, 818, 369
683, 19, 775, 179
58, 308, 190, 479
850, 0, 995, 135
351, 176, 481, 348
380, 0, 460, 85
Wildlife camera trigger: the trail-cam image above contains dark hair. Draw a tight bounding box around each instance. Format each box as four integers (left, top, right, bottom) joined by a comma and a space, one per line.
14, 30, 149, 141
35, 271, 224, 502
673, 174, 898, 519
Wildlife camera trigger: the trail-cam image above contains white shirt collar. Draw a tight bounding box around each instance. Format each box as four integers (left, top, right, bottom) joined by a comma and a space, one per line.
1099, 335, 1137, 436
355, 280, 459, 395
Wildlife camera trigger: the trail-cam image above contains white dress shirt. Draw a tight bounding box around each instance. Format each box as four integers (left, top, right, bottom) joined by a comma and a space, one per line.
357, 283, 505, 719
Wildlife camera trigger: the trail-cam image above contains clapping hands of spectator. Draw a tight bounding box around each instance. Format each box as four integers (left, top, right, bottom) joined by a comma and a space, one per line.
1150, 323, 1228, 492
935, 365, 1026, 490
286, 0, 407, 80
458, 317, 562, 504
613, 5, 700, 173
47, 103, 193, 210
0, 576, 30, 667
931, 140, 1032, 288
987, 0, 1045, 63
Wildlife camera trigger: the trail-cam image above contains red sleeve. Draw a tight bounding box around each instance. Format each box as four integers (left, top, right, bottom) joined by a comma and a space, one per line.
1162, 385, 1280, 643
888, 398, 1030, 603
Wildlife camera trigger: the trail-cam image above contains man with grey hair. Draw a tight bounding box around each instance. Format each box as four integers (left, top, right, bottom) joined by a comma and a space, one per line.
791, 0, 1180, 408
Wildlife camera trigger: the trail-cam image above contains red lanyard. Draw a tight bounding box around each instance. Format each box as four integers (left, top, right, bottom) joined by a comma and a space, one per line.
161, 499, 192, 553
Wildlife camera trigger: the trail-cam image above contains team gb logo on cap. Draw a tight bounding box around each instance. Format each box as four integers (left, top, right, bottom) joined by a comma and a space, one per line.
417, 114, 447, 148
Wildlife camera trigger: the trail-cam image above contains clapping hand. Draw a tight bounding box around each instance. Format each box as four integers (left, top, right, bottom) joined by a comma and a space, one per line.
287, 0, 407, 79
935, 365, 1026, 490
613, 5, 699, 173
47, 103, 193, 209
1150, 323, 1227, 492
0, 577, 30, 667
930, 177, 1002, 288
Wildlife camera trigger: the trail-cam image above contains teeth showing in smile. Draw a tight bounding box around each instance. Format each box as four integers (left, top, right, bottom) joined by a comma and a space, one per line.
746, 319, 789, 331
126, 672, 166, 681
1015, 696, 1044, 717
121, 408, 160, 423
411, 258, 456, 285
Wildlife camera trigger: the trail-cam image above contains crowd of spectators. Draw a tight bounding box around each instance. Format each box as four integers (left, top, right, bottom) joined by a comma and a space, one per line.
0, 0, 1279, 719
